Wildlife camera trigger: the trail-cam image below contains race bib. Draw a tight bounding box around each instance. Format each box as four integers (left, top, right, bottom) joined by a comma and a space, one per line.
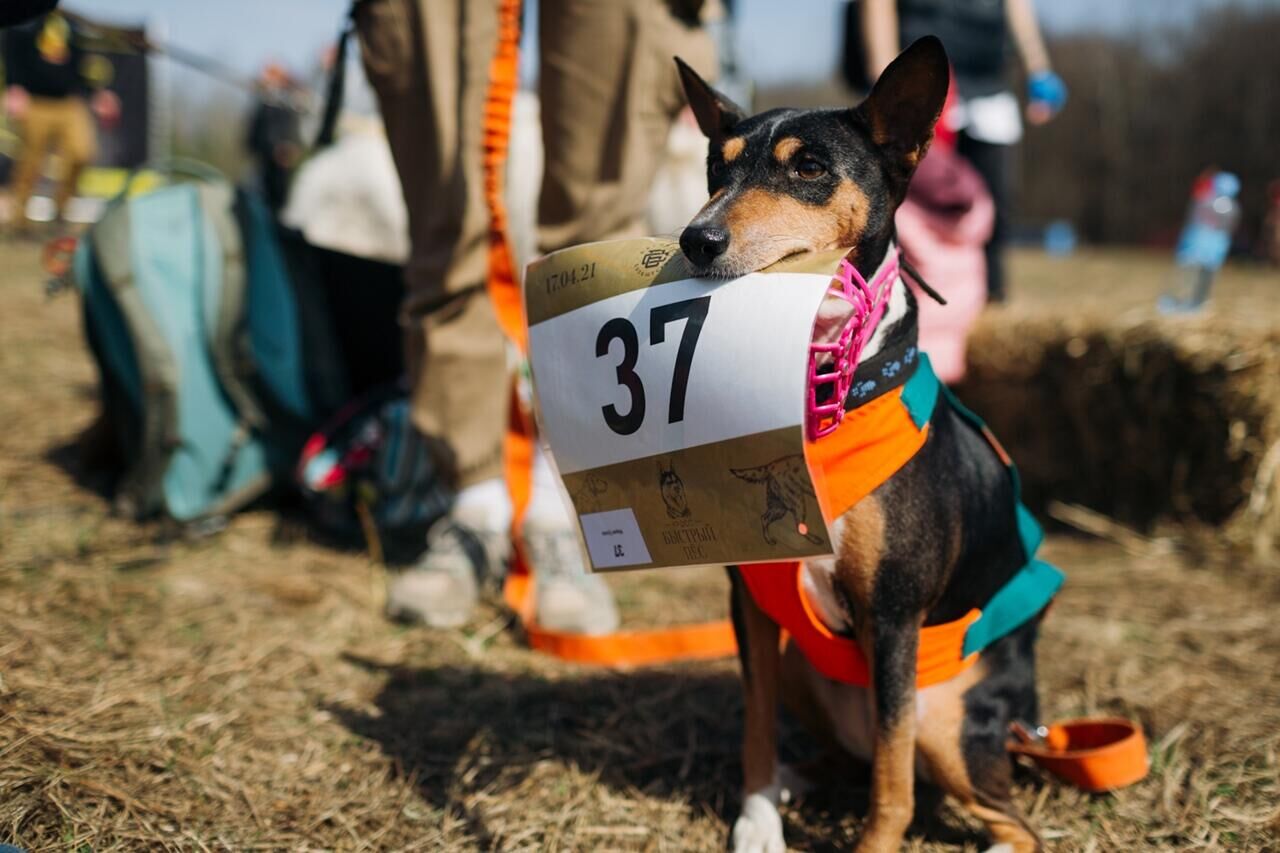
526, 239, 846, 572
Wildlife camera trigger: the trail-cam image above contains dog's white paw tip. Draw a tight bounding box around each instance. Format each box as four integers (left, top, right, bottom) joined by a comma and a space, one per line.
731, 794, 785, 853
983, 844, 1016, 853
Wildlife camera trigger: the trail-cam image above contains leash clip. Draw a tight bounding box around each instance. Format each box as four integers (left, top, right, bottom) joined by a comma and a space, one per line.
1010, 721, 1061, 749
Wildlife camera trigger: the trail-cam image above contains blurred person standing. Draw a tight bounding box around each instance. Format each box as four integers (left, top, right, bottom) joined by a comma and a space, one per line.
2, 7, 118, 234
355, 0, 716, 632
860, 0, 1066, 301
245, 62, 303, 213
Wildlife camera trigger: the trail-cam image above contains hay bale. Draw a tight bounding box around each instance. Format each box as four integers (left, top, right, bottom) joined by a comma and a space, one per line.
955, 252, 1280, 558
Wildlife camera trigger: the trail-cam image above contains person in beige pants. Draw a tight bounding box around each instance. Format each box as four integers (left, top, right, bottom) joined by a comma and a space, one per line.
356, 0, 715, 631
3, 10, 119, 233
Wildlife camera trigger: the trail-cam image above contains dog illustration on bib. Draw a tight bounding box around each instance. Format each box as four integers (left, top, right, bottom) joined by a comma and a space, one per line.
658, 458, 692, 519
731, 455, 823, 546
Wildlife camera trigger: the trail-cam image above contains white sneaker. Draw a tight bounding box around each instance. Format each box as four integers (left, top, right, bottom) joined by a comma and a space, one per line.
521, 515, 620, 635
386, 517, 509, 628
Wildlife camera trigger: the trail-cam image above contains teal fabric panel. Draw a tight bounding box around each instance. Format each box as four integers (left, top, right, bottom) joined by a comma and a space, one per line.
963, 558, 1065, 657
128, 187, 268, 520
75, 238, 143, 411
1017, 503, 1044, 557
929, 364, 1064, 657
240, 192, 312, 422
901, 352, 940, 429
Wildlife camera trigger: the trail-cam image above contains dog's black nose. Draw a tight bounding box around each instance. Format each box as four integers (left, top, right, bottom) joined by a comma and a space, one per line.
680, 225, 730, 268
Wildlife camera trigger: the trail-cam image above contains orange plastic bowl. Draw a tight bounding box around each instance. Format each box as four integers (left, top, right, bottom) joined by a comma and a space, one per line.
1011, 717, 1149, 792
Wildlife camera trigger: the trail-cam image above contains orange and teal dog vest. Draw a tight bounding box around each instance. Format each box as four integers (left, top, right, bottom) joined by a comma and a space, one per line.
739, 344, 1063, 688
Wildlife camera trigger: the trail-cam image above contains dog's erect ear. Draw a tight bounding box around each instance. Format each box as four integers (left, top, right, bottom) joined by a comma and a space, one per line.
852, 36, 950, 177
675, 56, 745, 142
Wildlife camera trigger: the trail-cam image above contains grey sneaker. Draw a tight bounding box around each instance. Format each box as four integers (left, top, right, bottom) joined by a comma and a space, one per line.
521, 516, 620, 635
386, 518, 509, 628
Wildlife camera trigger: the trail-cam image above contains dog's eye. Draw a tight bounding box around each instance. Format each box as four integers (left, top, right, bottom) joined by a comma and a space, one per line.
795, 157, 826, 179
709, 160, 725, 178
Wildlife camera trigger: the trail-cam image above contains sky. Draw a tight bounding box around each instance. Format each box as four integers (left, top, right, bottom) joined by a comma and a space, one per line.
64, 0, 1280, 91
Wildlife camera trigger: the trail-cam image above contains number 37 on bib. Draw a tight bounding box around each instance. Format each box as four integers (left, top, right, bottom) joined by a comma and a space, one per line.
525, 239, 841, 572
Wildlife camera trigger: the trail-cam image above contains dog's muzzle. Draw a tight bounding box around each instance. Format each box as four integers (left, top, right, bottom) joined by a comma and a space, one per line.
807, 251, 900, 440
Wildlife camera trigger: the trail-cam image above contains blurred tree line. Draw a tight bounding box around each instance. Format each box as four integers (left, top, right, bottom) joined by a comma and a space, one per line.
1018, 6, 1280, 248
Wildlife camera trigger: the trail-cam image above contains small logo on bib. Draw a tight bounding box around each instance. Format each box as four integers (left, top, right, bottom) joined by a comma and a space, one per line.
634, 246, 676, 277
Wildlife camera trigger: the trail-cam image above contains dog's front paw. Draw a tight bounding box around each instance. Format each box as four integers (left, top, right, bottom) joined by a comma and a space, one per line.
731, 793, 785, 853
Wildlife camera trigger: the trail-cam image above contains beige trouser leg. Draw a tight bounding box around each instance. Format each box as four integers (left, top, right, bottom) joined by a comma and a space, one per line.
11, 97, 96, 224
357, 0, 714, 488
536, 0, 716, 252
356, 0, 507, 489
11, 99, 56, 226
54, 98, 96, 215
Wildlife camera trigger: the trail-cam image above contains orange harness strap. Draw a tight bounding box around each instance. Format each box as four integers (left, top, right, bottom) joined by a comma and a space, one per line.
740, 562, 980, 688
804, 384, 931, 523
481, 0, 734, 666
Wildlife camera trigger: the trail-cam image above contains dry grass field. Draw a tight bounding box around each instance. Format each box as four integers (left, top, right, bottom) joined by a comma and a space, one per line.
1, 241, 1278, 851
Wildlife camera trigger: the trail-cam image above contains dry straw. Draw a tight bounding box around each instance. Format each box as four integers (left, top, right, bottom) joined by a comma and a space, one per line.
957, 254, 1280, 559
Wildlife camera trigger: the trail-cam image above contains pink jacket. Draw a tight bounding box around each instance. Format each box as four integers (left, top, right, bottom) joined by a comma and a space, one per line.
895, 145, 994, 383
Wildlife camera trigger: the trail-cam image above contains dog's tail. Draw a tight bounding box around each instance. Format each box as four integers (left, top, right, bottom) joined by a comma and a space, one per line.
730, 465, 771, 484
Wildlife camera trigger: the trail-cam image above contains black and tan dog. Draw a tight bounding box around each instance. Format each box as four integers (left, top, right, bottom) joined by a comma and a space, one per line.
676, 38, 1046, 852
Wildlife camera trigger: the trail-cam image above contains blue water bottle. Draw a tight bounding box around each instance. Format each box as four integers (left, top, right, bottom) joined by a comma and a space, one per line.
1159, 171, 1241, 313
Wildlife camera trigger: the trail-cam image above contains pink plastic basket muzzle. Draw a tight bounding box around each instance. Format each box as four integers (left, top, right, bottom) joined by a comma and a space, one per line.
807, 251, 901, 440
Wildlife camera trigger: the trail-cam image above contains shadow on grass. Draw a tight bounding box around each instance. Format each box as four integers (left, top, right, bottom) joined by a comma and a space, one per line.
331, 659, 985, 851
42, 415, 118, 501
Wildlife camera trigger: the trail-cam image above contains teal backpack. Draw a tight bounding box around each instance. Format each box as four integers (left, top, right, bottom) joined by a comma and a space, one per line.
75, 163, 346, 522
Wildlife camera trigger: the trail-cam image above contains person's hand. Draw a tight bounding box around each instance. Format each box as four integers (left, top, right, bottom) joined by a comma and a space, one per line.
1026, 70, 1067, 125
4, 86, 30, 121
91, 89, 121, 127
